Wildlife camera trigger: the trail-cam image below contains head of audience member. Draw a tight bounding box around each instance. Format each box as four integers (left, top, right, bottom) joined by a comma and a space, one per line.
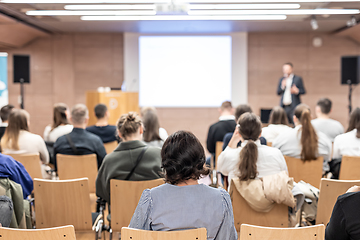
269, 106, 289, 125
70, 104, 89, 129
282, 62, 293, 78
141, 107, 162, 142
237, 112, 262, 181
117, 112, 143, 142
315, 98, 332, 119
1, 109, 29, 150
347, 107, 360, 138
219, 101, 234, 116
161, 131, 210, 185
94, 104, 109, 126
293, 104, 318, 161
52, 103, 69, 130
0, 104, 14, 124
235, 104, 252, 121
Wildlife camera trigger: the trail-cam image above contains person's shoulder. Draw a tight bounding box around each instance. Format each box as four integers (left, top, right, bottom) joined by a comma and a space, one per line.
144, 146, 161, 156
86, 125, 96, 131
85, 130, 103, 142
337, 191, 360, 204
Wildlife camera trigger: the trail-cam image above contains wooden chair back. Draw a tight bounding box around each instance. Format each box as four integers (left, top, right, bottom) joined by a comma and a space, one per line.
267, 142, 272, 147
215, 141, 223, 167
317, 178, 360, 225
284, 156, 323, 188
104, 141, 118, 154
239, 224, 325, 240
110, 179, 165, 232
34, 178, 92, 230
121, 227, 207, 240
0, 225, 76, 240
339, 155, 360, 180
229, 179, 288, 232
57, 154, 97, 193
7, 153, 42, 179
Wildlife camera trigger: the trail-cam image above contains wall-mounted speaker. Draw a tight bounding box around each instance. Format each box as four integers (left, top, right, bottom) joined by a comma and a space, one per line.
13, 55, 30, 84
341, 56, 360, 85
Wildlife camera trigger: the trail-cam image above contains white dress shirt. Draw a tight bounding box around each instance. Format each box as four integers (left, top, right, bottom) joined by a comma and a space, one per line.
333, 129, 360, 159
272, 125, 332, 172
282, 74, 294, 105
218, 140, 288, 187
261, 124, 292, 143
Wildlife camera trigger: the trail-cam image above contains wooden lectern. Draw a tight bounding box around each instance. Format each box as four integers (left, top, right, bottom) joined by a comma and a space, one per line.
86, 91, 139, 126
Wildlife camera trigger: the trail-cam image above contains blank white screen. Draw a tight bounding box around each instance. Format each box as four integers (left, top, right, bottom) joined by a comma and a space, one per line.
139, 36, 232, 107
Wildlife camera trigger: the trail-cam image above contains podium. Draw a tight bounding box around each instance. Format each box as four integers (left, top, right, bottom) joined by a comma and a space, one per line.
86, 91, 139, 126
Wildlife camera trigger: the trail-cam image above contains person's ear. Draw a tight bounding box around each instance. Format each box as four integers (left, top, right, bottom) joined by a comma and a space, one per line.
139, 125, 144, 135
69, 116, 74, 125
84, 117, 89, 126
117, 129, 122, 139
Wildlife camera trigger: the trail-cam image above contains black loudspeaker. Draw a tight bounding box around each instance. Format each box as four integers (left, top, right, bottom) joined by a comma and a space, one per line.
13, 55, 30, 83
341, 56, 360, 85
260, 109, 272, 123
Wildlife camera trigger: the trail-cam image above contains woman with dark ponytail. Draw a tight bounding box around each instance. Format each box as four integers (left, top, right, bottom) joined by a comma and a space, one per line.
218, 112, 288, 186
273, 104, 332, 172
333, 107, 360, 159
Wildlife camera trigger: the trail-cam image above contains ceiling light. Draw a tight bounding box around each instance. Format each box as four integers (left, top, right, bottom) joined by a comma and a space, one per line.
26, 10, 156, 16
179, 0, 360, 2
0, 53, 8, 57
311, 15, 318, 30
65, 4, 156, 10
188, 9, 360, 15
81, 14, 287, 20
189, 4, 301, 9
1, 0, 168, 3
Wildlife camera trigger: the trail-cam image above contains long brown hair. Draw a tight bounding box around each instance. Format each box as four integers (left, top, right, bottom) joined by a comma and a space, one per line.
238, 112, 262, 181
294, 104, 318, 161
269, 106, 289, 125
346, 107, 360, 138
51, 103, 69, 131
141, 107, 162, 142
1, 109, 29, 150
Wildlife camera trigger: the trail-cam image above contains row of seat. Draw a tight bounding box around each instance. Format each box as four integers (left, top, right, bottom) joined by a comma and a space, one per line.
0, 224, 326, 240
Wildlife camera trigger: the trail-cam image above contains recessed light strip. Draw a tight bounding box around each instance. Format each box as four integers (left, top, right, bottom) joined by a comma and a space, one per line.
26, 10, 157, 16
81, 15, 287, 20
189, 4, 301, 9
189, 9, 360, 15
65, 4, 156, 10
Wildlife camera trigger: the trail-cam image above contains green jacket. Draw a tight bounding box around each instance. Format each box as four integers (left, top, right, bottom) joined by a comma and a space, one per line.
0, 178, 31, 228
96, 140, 162, 203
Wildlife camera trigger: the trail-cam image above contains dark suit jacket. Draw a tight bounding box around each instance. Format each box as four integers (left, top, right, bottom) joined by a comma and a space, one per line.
277, 75, 306, 108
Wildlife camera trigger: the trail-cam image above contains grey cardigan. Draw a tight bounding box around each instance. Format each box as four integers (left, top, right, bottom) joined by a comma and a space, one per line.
95, 140, 162, 203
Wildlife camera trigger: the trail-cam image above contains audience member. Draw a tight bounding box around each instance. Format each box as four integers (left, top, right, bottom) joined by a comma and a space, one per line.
54, 104, 106, 171
312, 98, 344, 142
273, 104, 332, 172
1, 109, 49, 177
129, 131, 237, 240
96, 112, 162, 203
222, 104, 266, 150
0, 196, 13, 228
86, 104, 117, 143
206, 101, 236, 155
43, 103, 73, 142
261, 106, 292, 143
325, 185, 360, 240
0, 104, 14, 140
141, 107, 167, 148
333, 107, 360, 159
218, 112, 288, 187
0, 153, 33, 199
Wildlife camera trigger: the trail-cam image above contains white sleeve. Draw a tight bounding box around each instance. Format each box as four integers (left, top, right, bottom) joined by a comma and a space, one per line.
36, 135, 49, 164
217, 147, 239, 176
43, 125, 51, 141
277, 149, 288, 173
332, 136, 341, 159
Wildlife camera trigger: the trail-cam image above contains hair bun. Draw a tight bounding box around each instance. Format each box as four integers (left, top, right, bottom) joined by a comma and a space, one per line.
126, 113, 135, 121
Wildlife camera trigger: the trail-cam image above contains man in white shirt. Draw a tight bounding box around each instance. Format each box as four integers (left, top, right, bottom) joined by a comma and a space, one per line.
312, 98, 344, 142
277, 63, 306, 124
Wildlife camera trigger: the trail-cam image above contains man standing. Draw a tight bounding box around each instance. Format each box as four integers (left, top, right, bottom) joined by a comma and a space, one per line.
277, 63, 306, 124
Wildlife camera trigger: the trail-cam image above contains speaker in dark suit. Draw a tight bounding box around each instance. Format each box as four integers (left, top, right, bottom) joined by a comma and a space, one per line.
276, 63, 306, 124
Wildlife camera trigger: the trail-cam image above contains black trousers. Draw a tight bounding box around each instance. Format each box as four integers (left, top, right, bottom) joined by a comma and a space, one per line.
283, 105, 295, 125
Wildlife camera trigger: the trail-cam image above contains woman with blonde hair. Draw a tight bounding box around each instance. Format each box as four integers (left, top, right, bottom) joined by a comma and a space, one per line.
273, 104, 332, 172
43, 103, 73, 142
261, 106, 291, 143
1, 109, 49, 177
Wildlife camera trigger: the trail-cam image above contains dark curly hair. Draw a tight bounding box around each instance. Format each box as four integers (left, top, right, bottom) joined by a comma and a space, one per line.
161, 131, 210, 185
